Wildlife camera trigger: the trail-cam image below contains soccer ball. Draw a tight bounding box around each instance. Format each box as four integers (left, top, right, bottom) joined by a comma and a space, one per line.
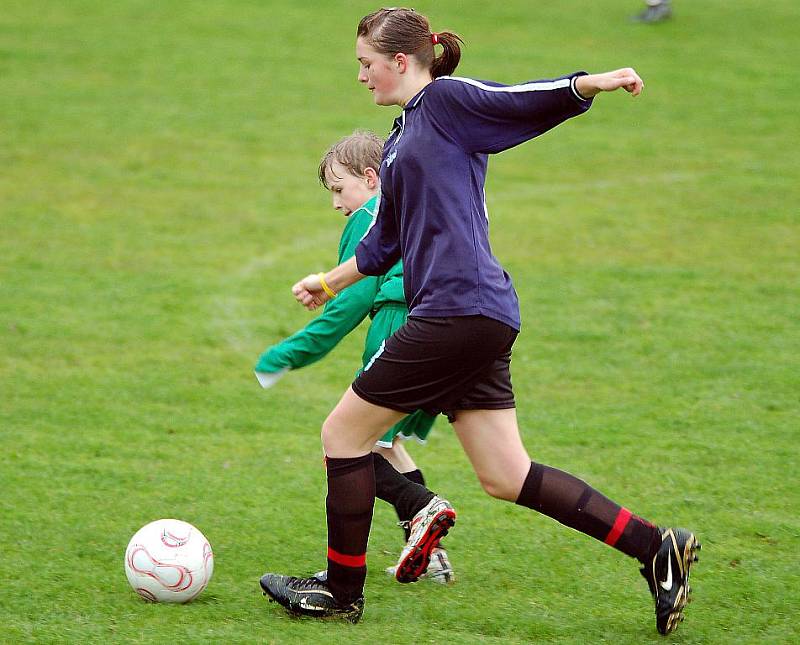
124, 518, 214, 603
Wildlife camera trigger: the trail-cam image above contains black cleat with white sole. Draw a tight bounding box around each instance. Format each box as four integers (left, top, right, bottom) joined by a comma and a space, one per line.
260, 573, 364, 624
640, 528, 700, 635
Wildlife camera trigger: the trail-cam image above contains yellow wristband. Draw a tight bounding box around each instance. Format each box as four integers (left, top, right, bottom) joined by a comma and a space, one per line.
317, 272, 337, 299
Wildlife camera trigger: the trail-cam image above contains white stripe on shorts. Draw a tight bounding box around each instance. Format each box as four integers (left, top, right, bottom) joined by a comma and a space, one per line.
363, 340, 386, 372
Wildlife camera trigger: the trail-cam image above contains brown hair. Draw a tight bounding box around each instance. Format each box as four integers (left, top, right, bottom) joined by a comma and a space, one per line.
357, 8, 463, 78
318, 130, 384, 189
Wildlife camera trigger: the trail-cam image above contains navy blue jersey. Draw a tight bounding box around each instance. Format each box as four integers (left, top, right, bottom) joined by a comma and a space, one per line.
355, 73, 593, 330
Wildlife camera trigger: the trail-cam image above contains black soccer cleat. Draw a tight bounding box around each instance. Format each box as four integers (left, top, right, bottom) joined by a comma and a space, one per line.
260, 573, 364, 624
640, 528, 700, 635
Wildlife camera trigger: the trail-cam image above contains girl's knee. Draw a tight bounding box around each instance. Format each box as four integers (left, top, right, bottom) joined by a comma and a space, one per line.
321, 414, 344, 453
478, 474, 524, 502
321, 411, 377, 457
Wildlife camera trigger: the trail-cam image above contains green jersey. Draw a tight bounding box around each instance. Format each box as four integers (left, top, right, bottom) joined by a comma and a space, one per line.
255, 196, 404, 373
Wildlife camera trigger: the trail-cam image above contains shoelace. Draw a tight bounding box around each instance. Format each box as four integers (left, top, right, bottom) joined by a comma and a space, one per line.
289, 576, 327, 591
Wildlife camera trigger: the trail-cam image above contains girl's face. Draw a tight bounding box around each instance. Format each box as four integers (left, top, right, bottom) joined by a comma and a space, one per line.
356, 37, 402, 106
324, 160, 378, 216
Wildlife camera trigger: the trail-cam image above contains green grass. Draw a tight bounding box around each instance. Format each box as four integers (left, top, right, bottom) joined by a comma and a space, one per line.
1, 0, 798, 642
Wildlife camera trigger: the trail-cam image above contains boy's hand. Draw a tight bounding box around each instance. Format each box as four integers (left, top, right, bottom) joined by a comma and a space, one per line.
254, 368, 289, 389
292, 274, 330, 310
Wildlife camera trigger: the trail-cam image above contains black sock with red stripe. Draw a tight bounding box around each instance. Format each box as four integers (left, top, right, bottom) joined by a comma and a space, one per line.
515, 462, 660, 563
326, 454, 375, 604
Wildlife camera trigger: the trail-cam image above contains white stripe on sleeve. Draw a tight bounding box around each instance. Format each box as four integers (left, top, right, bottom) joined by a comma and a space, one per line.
438, 76, 571, 93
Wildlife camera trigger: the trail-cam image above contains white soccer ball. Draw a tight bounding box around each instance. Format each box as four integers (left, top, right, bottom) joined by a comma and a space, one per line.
124, 518, 214, 603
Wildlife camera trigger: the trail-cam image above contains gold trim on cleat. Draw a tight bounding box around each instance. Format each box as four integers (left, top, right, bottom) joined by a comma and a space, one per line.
658, 529, 700, 635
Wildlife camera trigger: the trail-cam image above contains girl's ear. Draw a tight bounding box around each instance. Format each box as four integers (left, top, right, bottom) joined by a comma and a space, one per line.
364, 166, 379, 189
394, 52, 408, 73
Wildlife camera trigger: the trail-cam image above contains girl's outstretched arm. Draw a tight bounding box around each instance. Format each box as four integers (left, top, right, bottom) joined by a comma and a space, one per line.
575, 68, 644, 98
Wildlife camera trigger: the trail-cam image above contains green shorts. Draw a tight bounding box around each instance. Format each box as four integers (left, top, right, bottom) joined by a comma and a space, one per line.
359, 304, 437, 447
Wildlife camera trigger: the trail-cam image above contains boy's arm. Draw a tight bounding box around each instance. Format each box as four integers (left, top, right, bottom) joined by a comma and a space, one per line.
255, 206, 378, 383
254, 275, 378, 377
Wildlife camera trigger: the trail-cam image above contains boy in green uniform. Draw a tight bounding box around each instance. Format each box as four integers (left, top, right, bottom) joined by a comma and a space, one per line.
254, 131, 453, 583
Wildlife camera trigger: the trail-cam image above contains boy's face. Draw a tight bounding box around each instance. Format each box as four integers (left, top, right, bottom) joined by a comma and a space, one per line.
325, 160, 378, 216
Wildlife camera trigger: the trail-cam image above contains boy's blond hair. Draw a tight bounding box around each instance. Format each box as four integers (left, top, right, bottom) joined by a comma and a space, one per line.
318, 130, 384, 189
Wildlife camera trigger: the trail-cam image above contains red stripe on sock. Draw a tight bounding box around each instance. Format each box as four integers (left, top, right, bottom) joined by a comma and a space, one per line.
327, 547, 366, 568
605, 508, 632, 546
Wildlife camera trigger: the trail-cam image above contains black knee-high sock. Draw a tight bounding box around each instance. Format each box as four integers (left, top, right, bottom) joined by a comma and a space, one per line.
373, 453, 434, 541
398, 468, 426, 540
515, 462, 661, 563
403, 468, 426, 487
326, 455, 375, 604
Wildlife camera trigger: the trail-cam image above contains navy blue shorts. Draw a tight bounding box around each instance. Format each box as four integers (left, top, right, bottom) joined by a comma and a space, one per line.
352, 315, 518, 422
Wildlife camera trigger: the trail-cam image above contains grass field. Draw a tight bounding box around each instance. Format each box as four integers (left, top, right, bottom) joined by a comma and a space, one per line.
1, 0, 798, 642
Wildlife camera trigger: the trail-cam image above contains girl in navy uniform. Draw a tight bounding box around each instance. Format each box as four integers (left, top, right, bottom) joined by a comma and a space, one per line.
255, 131, 454, 583
261, 8, 699, 635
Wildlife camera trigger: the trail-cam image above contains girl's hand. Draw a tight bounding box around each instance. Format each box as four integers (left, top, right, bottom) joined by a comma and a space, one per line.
576, 68, 644, 98
292, 274, 329, 310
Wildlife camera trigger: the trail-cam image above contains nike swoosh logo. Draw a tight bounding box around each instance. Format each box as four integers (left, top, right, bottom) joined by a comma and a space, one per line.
298, 597, 321, 610
660, 556, 673, 591
296, 589, 334, 611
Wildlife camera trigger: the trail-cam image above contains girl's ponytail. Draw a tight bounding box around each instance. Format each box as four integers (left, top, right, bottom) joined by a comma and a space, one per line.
430, 31, 463, 78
